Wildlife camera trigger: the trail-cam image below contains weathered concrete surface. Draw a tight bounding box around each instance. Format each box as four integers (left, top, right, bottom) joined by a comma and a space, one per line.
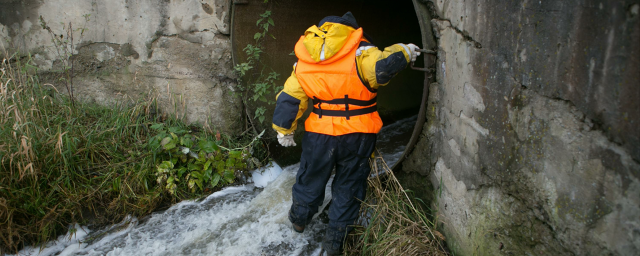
0, 0, 240, 133
404, 0, 640, 255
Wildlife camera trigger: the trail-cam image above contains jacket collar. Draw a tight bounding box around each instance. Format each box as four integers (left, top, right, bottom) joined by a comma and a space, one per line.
295, 26, 363, 64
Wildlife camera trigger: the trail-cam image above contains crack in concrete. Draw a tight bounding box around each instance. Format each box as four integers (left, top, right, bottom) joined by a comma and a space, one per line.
510, 75, 639, 166
137, 73, 236, 84
433, 18, 482, 49
147, 30, 213, 49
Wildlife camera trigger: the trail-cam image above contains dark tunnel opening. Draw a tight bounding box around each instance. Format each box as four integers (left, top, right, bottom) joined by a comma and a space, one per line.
232, 0, 426, 167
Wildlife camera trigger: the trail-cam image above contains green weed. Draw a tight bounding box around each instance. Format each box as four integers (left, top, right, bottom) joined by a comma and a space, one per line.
0, 53, 262, 253
233, 7, 282, 127
149, 123, 264, 196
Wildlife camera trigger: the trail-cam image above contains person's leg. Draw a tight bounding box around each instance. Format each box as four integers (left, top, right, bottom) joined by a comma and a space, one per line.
322, 133, 376, 254
289, 132, 337, 230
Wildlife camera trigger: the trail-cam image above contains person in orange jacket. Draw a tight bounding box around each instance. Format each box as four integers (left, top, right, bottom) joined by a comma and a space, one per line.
271, 12, 420, 255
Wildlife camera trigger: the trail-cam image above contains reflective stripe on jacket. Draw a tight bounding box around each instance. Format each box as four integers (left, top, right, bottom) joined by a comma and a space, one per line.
295, 28, 381, 136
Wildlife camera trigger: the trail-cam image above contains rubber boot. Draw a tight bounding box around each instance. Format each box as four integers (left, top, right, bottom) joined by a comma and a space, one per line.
321, 226, 346, 256
289, 209, 305, 233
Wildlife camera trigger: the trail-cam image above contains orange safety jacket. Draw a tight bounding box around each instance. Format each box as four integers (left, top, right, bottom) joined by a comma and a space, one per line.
294, 28, 383, 136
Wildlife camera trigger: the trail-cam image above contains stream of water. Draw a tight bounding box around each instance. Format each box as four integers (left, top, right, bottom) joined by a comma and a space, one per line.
14, 115, 417, 256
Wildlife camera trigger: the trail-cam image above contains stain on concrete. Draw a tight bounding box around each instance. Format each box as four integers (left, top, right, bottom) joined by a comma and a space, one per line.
590, 147, 636, 190
120, 43, 139, 59
202, 3, 214, 15
215, 0, 228, 20
0, 0, 41, 26
0, 0, 42, 37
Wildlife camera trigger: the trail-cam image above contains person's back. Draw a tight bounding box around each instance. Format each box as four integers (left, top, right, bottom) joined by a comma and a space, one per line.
271, 11, 420, 255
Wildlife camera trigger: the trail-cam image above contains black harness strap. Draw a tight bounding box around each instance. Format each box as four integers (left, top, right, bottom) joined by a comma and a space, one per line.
312, 96, 377, 106
312, 96, 377, 119
313, 96, 323, 118
344, 95, 350, 120
312, 105, 377, 118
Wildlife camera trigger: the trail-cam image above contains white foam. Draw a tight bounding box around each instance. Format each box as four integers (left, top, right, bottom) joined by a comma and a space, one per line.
251, 161, 284, 188
11, 224, 90, 256
13, 165, 326, 256
200, 184, 255, 204
13, 116, 413, 256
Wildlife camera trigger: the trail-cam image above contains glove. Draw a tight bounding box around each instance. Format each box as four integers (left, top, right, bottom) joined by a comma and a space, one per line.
406, 43, 421, 62
277, 132, 296, 147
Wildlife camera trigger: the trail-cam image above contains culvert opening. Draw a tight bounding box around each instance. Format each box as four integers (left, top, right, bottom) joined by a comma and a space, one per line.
232, 0, 427, 168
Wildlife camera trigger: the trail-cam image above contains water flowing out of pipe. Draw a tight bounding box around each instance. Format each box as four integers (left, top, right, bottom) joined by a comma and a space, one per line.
14, 116, 417, 256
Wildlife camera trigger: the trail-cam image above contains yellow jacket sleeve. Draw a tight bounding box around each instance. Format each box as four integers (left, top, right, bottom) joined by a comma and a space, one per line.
272, 64, 308, 135
356, 43, 411, 89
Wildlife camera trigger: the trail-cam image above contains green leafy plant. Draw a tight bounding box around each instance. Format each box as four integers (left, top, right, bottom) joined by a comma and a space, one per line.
253, 11, 275, 42
252, 71, 280, 103
233, 8, 282, 126
148, 123, 258, 196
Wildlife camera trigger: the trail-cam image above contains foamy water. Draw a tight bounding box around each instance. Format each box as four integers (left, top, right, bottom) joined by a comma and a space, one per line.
15, 117, 414, 256
14, 163, 332, 256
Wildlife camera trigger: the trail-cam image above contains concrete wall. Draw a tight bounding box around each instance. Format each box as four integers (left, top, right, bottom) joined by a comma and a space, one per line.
404, 0, 639, 255
3, 0, 639, 254
0, 0, 241, 133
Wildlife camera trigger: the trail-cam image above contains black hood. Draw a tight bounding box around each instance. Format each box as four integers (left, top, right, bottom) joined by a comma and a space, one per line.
318, 11, 359, 29
318, 11, 374, 44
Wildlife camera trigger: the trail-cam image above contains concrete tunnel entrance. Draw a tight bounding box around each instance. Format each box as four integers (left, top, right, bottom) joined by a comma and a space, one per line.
231, 0, 429, 169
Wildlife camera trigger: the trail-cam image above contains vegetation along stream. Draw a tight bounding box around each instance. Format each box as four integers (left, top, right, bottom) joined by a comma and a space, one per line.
11, 117, 418, 256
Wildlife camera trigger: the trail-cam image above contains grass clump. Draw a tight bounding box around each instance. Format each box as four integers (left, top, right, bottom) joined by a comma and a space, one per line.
344, 152, 448, 256
0, 53, 264, 253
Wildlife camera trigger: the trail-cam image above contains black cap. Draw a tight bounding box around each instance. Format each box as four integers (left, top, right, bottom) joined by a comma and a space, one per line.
318, 11, 360, 29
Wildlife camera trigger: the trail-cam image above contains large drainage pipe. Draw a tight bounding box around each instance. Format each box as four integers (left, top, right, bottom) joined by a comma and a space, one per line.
389, 0, 437, 171
231, 0, 436, 169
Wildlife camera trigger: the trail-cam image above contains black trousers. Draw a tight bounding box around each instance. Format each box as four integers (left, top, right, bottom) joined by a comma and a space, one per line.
289, 131, 376, 243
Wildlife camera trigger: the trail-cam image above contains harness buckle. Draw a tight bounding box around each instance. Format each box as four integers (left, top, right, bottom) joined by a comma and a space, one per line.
314, 96, 323, 118
344, 95, 350, 120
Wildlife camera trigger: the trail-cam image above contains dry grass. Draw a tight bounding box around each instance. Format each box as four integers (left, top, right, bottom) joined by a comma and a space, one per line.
0, 52, 159, 253
344, 151, 448, 256
0, 52, 265, 253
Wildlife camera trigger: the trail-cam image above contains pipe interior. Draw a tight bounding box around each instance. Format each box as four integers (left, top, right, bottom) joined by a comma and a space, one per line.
232, 0, 425, 166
